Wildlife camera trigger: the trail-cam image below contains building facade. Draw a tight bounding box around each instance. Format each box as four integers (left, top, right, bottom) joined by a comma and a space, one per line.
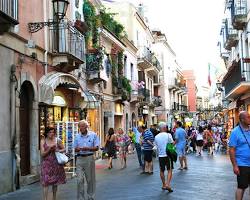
218, 0, 249, 132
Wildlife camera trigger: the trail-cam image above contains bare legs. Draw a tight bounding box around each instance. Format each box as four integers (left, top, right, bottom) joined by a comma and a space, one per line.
43, 185, 57, 200
108, 157, 113, 169
52, 185, 57, 200
43, 186, 48, 200
236, 188, 245, 200
179, 156, 188, 169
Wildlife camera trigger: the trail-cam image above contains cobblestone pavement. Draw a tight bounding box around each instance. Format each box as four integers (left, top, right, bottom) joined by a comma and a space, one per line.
0, 152, 249, 200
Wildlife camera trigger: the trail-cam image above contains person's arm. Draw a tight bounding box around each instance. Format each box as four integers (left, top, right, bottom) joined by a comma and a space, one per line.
229, 147, 240, 175
56, 139, 65, 153
74, 136, 81, 153
40, 139, 54, 157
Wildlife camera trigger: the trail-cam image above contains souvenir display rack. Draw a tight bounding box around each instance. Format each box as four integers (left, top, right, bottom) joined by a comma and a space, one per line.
56, 121, 79, 176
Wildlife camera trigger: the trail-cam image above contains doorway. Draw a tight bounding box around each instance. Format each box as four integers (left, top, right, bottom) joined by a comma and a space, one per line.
19, 81, 33, 176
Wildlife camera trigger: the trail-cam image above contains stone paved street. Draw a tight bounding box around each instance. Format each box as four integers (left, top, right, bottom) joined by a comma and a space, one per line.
0, 152, 249, 200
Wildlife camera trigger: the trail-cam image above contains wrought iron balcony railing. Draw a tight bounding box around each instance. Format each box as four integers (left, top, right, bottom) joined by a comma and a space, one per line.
49, 20, 85, 63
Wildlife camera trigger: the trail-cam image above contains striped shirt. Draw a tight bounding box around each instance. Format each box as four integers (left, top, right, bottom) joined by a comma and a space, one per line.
143, 129, 154, 150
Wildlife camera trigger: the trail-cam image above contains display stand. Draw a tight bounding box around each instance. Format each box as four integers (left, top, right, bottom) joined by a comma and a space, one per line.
56, 121, 79, 176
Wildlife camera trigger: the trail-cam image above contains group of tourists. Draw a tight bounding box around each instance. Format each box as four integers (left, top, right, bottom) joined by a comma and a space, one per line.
185, 124, 228, 156
39, 110, 250, 200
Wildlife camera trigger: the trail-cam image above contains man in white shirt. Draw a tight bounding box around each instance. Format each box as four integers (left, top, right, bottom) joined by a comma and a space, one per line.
155, 122, 174, 192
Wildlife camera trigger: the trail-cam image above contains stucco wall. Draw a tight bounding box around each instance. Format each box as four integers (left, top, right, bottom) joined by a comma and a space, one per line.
0, 45, 14, 194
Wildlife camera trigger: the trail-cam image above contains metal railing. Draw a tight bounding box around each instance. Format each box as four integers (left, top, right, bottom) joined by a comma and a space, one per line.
231, 0, 247, 16
224, 61, 250, 95
49, 20, 85, 61
138, 88, 150, 102
0, 0, 18, 22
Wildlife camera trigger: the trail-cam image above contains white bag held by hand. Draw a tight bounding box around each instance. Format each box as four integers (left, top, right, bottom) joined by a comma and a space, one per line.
55, 152, 68, 165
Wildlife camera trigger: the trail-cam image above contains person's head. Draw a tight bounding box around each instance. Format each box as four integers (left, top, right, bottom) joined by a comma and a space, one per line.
239, 111, 250, 126
176, 121, 182, 128
78, 120, 89, 134
117, 128, 124, 135
128, 128, 132, 132
158, 121, 167, 132
198, 126, 203, 133
44, 127, 56, 139
207, 124, 212, 131
108, 128, 114, 136
138, 125, 147, 133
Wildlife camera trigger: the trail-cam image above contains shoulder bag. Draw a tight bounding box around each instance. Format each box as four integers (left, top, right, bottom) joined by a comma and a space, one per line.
55, 138, 69, 165
239, 126, 250, 149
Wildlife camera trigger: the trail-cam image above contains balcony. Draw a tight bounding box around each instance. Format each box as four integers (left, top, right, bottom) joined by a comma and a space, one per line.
138, 47, 161, 74
222, 60, 250, 99
86, 49, 107, 83
231, 0, 247, 30
138, 88, 150, 103
49, 20, 85, 72
222, 19, 238, 50
147, 55, 162, 76
152, 96, 162, 107
0, 0, 19, 33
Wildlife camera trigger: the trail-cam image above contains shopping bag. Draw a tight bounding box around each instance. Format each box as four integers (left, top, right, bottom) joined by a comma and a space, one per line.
55, 152, 69, 165
166, 143, 177, 162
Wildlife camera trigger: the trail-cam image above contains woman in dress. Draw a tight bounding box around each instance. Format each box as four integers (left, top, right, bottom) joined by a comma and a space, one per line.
40, 127, 66, 200
196, 126, 204, 156
116, 128, 130, 169
105, 128, 116, 169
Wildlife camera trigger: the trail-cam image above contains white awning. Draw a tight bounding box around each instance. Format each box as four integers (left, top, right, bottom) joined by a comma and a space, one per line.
39, 72, 99, 108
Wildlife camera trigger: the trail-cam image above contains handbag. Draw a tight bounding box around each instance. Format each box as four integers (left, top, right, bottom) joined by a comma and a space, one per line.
55, 152, 69, 165
166, 143, 177, 162
55, 138, 68, 165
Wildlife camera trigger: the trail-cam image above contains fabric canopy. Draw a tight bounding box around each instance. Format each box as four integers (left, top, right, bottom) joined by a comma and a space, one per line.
39, 72, 99, 108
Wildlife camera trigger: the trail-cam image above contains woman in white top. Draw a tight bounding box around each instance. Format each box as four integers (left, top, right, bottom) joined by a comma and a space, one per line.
196, 126, 204, 156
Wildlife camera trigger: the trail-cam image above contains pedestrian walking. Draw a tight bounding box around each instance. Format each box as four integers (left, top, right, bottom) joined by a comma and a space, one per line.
40, 127, 66, 200
139, 125, 154, 174
196, 126, 204, 156
104, 128, 116, 169
133, 127, 144, 168
174, 121, 188, 170
206, 125, 214, 155
155, 122, 174, 192
116, 128, 130, 169
229, 111, 250, 200
74, 120, 100, 200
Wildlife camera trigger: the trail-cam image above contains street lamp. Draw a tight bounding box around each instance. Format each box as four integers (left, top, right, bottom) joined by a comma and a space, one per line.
52, 0, 69, 20
28, 0, 69, 33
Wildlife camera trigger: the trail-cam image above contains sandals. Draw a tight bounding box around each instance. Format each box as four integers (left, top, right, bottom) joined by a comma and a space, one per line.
162, 186, 173, 192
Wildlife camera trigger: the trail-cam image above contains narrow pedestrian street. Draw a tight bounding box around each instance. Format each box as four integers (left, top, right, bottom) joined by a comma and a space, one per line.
0, 152, 248, 200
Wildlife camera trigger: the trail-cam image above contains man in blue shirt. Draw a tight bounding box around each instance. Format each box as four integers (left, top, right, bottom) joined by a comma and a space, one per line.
74, 120, 100, 200
229, 111, 250, 200
174, 121, 188, 170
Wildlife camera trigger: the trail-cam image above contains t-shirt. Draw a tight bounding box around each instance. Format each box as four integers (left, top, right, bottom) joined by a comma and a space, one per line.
143, 129, 154, 151
155, 132, 174, 157
229, 125, 250, 166
196, 132, 203, 141
175, 127, 186, 148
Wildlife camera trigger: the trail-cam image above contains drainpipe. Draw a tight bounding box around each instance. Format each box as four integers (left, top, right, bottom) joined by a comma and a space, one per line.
239, 30, 246, 80
43, 0, 48, 74
10, 65, 19, 190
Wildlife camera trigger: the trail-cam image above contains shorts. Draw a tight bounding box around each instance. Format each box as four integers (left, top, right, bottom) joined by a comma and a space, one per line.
196, 140, 203, 147
237, 166, 250, 189
176, 146, 186, 157
159, 156, 174, 172
144, 150, 153, 162
207, 142, 213, 147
